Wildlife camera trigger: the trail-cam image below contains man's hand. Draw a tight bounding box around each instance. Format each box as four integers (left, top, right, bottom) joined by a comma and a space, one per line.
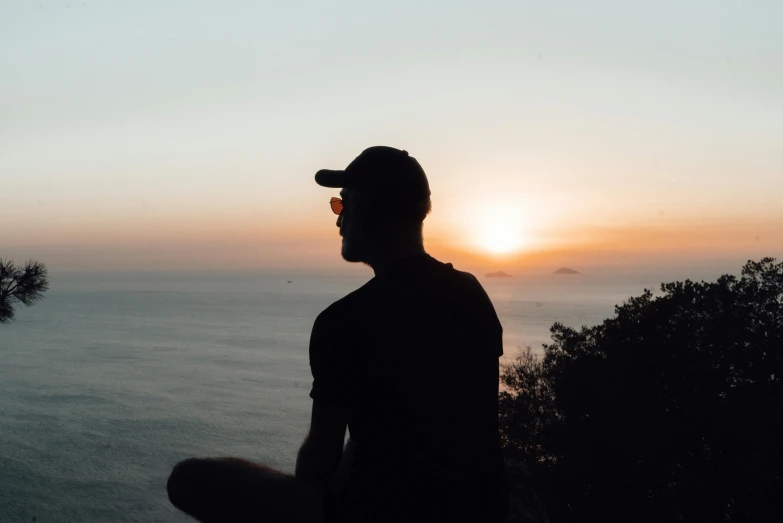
295, 400, 349, 490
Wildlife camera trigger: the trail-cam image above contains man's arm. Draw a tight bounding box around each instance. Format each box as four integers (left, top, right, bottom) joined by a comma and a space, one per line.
294, 400, 349, 490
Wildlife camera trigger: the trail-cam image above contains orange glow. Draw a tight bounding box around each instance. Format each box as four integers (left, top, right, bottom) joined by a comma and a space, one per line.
459, 202, 531, 257
477, 221, 525, 255
4, 192, 781, 273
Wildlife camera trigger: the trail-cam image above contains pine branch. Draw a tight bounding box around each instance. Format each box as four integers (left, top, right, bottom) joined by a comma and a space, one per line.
0, 258, 49, 325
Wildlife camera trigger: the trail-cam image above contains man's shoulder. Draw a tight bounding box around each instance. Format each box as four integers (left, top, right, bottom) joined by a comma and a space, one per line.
430, 258, 484, 293
431, 259, 500, 317
314, 278, 378, 326
432, 259, 503, 354
448, 266, 482, 287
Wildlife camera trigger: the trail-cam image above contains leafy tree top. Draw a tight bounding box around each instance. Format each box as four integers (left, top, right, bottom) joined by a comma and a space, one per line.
499, 258, 782, 522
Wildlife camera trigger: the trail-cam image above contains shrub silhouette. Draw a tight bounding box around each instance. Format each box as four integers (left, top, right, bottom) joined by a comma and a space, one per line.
0, 258, 49, 324
500, 258, 782, 523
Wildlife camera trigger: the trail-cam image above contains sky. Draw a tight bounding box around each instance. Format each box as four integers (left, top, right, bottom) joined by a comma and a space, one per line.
2, 0, 782, 275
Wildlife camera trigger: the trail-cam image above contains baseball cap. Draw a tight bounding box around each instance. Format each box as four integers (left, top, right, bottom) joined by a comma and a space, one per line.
315, 146, 431, 203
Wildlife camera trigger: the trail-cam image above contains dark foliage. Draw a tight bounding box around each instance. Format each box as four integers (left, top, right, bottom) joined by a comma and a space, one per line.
0, 258, 50, 324
500, 258, 783, 523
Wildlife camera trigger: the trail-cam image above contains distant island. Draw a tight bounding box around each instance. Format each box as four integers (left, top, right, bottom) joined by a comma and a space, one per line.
486, 271, 513, 278
554, 267, 581, 275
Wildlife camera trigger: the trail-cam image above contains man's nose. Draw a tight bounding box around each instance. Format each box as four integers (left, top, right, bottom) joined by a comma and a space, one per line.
336, 214, 342, 228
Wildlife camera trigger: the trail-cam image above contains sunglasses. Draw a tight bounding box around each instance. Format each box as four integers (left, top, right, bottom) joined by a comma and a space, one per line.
330, 197, 343, 216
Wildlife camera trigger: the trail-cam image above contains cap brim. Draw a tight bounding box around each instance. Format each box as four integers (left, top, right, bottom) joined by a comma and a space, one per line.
315, 169, 348, 188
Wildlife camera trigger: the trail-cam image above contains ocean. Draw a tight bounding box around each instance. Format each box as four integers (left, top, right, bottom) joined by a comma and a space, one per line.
0, 269, 666, 522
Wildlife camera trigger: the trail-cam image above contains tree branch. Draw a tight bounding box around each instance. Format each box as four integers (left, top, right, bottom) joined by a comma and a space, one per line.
0, 258, 49, 324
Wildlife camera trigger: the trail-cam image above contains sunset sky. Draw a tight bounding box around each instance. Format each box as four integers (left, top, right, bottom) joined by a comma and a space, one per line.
2, 1, 781, 275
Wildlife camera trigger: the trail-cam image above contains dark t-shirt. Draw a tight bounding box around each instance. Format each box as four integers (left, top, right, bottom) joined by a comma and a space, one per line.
309, 254, 508, 522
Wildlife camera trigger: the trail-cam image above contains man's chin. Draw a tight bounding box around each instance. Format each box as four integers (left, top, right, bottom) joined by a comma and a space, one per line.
341, 244, 364, 263
341, 253, 364, 263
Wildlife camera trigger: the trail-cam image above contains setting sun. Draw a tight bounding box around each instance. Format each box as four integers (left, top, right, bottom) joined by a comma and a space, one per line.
468, 203, 529, 256
478, 221, 524, 254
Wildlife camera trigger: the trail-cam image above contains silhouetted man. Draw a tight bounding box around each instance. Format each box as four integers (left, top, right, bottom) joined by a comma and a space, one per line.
167, 146, 508, 523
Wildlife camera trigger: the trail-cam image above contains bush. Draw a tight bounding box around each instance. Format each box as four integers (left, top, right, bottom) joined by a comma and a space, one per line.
500, 258, 783, 523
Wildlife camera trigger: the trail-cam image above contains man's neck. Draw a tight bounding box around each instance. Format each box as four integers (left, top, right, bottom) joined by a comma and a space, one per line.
367, 243, 426, 277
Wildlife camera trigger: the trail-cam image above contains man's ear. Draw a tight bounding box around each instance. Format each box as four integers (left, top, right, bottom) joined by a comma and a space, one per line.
354, 197, 378, 232
360, 208, 384, 235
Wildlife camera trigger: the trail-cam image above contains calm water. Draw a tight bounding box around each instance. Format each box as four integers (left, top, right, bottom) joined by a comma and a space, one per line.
0, 270, 662, 522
